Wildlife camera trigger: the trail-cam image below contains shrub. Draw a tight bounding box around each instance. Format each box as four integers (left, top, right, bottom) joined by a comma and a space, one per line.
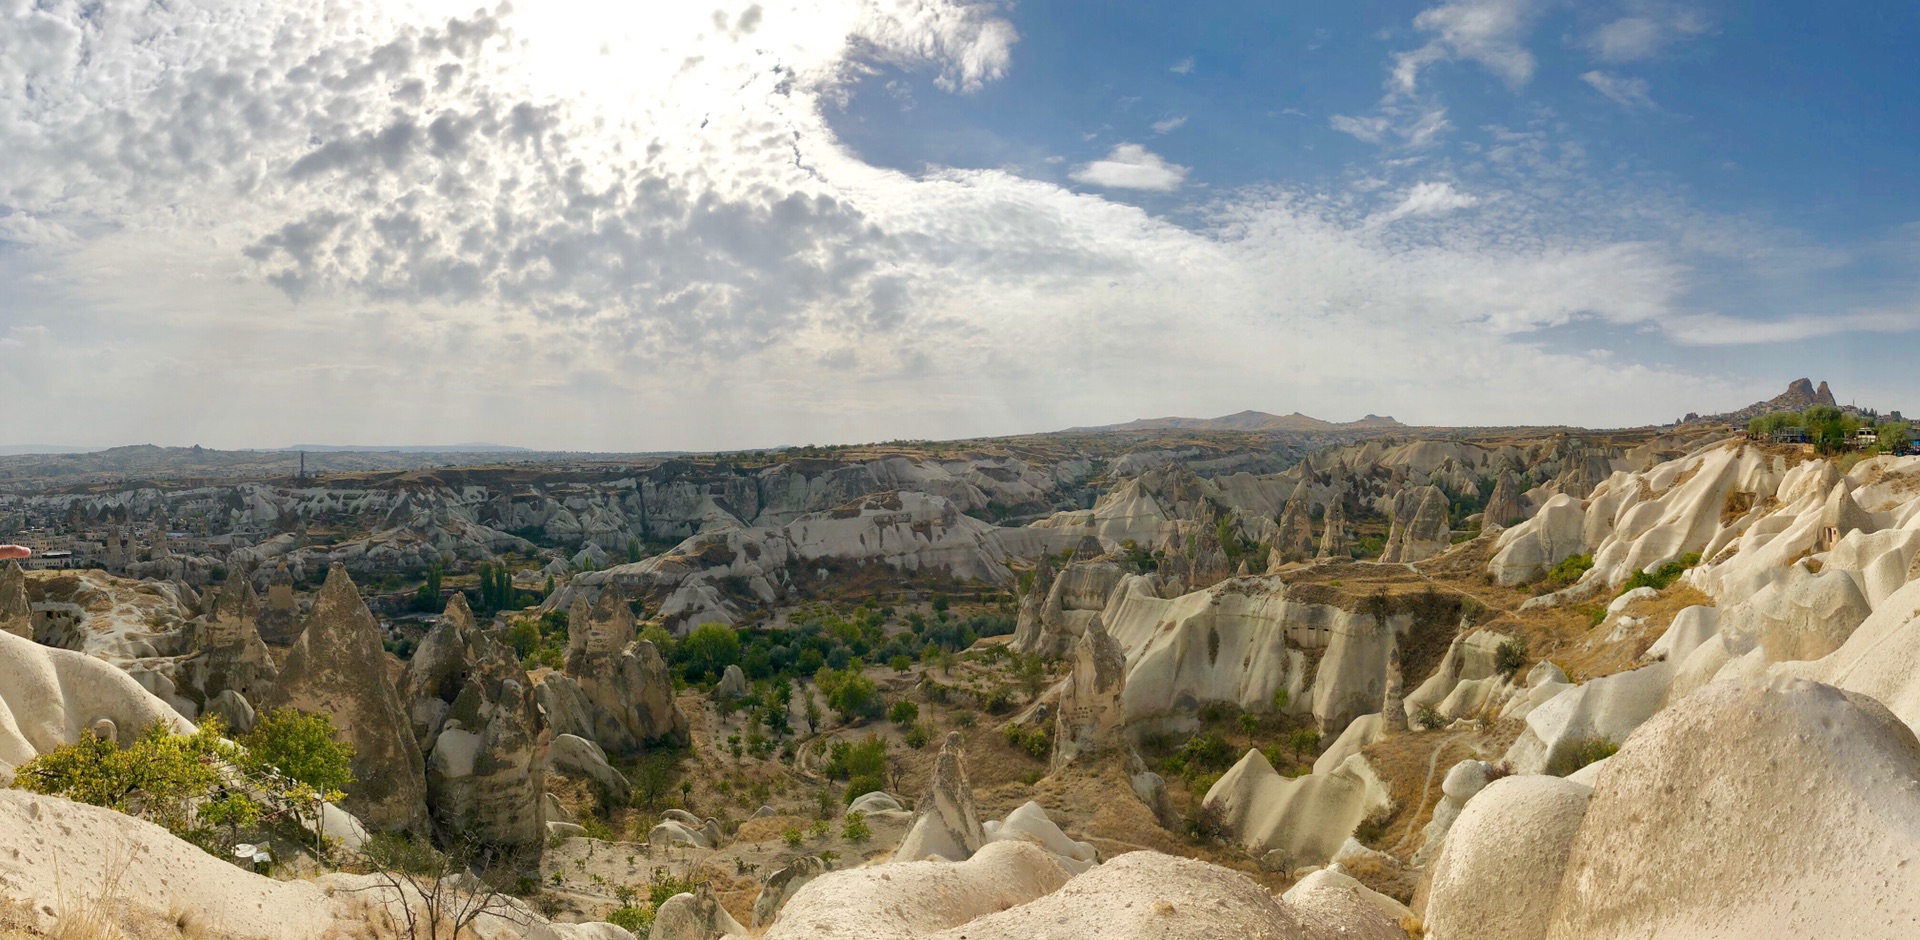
889, 654, 914, 672
1288, 727, 1322, 759
782, 827, 803, 848
841, 811, 872, 842
1619, 552, 1702, 595
904, 722, 933, 749
1414, 704, 1446, 731
607, 907, 651, 934
1494, 639, 1529, 677
1544, 554, 1594, 587
1002, 723, 1051, 760
1162, 732, 1235, 778
888, 700, 920, 725
1183, 799, 1228, 844
1548, 737, 1619, 776
952, 709, 977, 728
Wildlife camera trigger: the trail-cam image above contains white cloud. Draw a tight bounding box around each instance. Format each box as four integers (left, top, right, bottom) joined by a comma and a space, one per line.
1330, 105, 1451, 148
1582, 71, 1655, 109
1589, 5, 1708, 62
1664, 309, 1920, 346
1170, 57, 1194, 74
1392, 0, 1544, 93
1068, 144, 1189, 191
1383, 181, 1480, 220
0, 0, 1879, 449
1150, 115, 1187, 135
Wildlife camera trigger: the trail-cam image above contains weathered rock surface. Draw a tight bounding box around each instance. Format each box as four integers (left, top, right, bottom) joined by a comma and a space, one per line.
1201, 748, 1391, 869
1548, 678, 1920, 939
0, 628, 192, 782
536, 591, 686, 757
1420, 774, 1591, 940
183, 573, 279, 708
752, 856, 827, 928
650, 884, 746, 940
550, 733, 631, 803
268, 564, 428, 833
400, 594, 546, 848
1051, 613, 1127, 768
762, 840, 1070, 940
1010, 557, 1125, 658
0, 561, 29, 638
1380, 485, 1450, 564
895, 732, 985, 863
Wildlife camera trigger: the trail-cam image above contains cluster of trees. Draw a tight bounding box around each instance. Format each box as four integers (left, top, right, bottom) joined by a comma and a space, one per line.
1749, 407, 1912, 456
651, 603, 1013, 689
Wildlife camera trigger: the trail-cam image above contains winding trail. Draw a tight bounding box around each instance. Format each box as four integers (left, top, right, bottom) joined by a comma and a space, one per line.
1391, 732, 1468, 854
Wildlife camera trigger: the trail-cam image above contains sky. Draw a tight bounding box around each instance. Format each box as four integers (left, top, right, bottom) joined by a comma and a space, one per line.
2, 0, 1917, 451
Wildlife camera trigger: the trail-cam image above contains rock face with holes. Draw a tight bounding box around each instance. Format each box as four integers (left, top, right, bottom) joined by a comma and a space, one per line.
268, 564, 428, 833
895, 732, 987, 863
400, 593, 546, 848
536, 590, 686, 757
1052, 614, 1128, 769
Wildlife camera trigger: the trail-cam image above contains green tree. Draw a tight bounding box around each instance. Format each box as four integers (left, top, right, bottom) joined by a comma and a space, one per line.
240, 708, 355, 850
680, 623, 741, 682
14, 720, 234, 840
828, 670, 882, 722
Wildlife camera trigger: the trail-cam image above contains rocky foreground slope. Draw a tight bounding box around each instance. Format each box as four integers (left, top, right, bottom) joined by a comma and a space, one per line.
11, 432, 1920, 938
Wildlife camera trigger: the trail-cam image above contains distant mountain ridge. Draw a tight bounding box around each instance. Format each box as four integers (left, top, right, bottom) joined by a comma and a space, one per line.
1067, 410, 1406, 433
276, 443, 530, 453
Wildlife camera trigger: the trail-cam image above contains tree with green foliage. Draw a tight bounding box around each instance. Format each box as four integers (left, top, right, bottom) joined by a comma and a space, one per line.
888, 700, 919, 725
14, 720, 234, 841
414, 563, 444, 612
827, 670, 883, 722
680, 623, 741, 682
239, 708, 356, 851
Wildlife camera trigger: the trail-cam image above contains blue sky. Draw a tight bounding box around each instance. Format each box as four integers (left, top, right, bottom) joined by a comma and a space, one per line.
0, 0, 1915, 449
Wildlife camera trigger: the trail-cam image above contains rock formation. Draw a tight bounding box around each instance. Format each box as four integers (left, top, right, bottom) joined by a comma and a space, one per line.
268, 563, 428, 833
1272, 487, 1315, 564
1481, 470, 1524, 529
1009, 555, 1057, 654
753, 856, 827, 928
256, 558, 301, 645
650, 884, 746, 940
0, 628, 193, 782
1379, 645, 1407, 733
536, 589, 687, 757
0, 561, 30, 639
183, 572, 279, 708
1419, 774, 1591, 940
894, 732, 985, 862
1052, 614, 1127, 769
1009, 557, 1124, 658
1201, 747, 1391, 869
400, 593, 546, 848
1315, 496, 1352, 559
1380, 485, 1450, 564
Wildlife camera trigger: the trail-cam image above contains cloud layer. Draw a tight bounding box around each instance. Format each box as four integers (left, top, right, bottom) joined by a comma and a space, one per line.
0, 0, 1879, 449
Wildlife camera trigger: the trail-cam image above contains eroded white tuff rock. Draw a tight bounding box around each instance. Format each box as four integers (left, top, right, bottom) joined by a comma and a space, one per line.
268, 563, 428, 833
1316, 495, 1353, 559
1482, 470, 1527, 529
753, 855, 827, 928
256, 558, 302, 645
1272, 487, 1316, 563
1051, 613, 1127, 769
763, 840, 1070, 940
650, 884, 746, 940
400, 593, 547, 848
1102, 574, 1410, 736
550, 733, 632, 804
1202, 747, 1391, 869
1419, 774, 1591, 940
536, 590, 687, 757
1551, 678, 1920, 939
1010, 556, 1125, 658
0, 561, 30, 638
0, 628, 192, 783
895, 732, 986, 862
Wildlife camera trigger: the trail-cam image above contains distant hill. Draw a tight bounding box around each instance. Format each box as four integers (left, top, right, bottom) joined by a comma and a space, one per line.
1067, 410, 1406, 433
0, 445, 106, 456
275, 443, 531, 453
1683, 379, 1839, 425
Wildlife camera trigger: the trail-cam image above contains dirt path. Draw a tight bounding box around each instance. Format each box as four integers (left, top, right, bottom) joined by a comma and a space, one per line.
1391, 732, 1467, 855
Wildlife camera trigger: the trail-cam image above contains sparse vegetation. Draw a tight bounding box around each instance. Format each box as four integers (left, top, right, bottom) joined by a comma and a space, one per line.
1548, 737, 1620, 776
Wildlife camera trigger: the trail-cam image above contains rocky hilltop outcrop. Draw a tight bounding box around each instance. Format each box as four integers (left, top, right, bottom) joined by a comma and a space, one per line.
0, 560, 30, 638
182, 572, 279, 710
1683, 377, 1839, 425
268, 564, 428, 833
